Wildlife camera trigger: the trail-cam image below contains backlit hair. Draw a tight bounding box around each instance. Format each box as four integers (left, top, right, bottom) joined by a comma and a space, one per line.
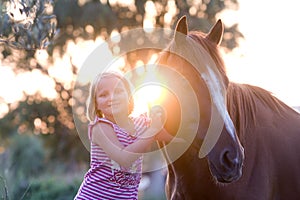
86, 71, 134, 122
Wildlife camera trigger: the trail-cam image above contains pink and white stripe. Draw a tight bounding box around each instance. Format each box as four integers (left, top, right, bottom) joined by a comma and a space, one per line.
74, 115, 150, 200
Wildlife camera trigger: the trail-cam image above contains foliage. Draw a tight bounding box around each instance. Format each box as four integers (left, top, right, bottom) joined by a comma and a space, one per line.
9, 134, 45, 178
0, 176, 9, 200
15, 175, 82, 200
0, 0, 58, 50
51, 0, 241, 54
2, 174, 82, 200
0, 133, 86, 199
0, 100, 89, 165
0, 135, 42, 197
3, 134, 44, 198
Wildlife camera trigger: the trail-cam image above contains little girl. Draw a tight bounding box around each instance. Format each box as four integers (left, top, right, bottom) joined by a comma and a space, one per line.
74, 71, 168, 200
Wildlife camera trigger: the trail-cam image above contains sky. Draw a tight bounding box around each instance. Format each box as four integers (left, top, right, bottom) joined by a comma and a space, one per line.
220, 0, 300, 107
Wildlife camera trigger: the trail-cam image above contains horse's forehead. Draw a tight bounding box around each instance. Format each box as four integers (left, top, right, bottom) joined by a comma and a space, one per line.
159, 37, 226, 99
163, 41, 236, 126
159, 47, 226, 114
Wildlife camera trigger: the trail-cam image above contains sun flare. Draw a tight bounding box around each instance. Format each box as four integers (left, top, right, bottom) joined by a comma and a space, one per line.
132, 84, 166, 117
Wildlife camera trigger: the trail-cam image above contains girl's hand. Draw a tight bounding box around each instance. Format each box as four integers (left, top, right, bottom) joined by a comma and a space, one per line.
149, 105, 186, 144
149, 105, 166, 131
139, 105, 165, 139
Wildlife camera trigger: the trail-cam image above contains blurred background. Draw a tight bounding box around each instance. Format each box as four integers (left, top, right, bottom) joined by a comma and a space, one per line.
0, 0, 299, 199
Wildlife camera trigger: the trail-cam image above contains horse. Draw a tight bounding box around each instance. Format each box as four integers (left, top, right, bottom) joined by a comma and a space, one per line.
156, 16, 300, 200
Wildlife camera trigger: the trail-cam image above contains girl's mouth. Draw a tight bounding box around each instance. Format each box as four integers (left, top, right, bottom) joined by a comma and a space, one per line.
109, 102, 121, 107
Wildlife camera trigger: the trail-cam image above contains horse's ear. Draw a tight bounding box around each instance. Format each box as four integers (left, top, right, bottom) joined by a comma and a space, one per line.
174, 16, 188, 43
206, 19, 224, 45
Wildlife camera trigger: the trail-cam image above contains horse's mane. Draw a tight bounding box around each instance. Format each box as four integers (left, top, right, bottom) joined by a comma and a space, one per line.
227, 82, 295, 140
187, 30, 296, 141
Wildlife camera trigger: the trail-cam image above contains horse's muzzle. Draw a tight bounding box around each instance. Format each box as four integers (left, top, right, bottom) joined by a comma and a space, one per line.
209, 146, 244, 183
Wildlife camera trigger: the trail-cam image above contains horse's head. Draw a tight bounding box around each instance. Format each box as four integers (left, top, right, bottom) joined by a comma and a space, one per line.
156, 16, 244, 183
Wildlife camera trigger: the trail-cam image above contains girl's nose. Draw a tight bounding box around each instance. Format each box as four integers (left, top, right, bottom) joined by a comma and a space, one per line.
107, 92, 115, 101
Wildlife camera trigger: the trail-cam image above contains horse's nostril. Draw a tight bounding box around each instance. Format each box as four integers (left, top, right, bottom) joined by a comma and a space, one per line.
220, 149, 235, 169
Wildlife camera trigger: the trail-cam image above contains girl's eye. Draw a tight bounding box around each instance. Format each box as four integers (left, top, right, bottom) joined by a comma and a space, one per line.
98, 93, 106, 97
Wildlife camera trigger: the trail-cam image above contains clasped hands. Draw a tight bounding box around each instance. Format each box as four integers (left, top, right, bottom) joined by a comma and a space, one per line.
140, 105, 185, 143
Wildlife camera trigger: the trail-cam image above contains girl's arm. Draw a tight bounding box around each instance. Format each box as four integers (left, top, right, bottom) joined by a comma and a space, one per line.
91, 114, 163, 168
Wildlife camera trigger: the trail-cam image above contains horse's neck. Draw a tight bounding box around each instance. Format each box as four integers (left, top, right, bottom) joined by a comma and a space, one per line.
165, 150, 215, 199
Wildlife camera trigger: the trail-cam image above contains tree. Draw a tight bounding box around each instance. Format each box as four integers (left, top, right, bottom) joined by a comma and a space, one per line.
0, 0, 57, 50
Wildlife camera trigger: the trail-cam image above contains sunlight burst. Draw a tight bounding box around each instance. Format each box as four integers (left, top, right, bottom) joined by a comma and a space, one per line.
132, 84, 166, 117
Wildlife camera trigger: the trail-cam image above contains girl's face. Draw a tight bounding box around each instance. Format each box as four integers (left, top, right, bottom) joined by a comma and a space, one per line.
96, 76, 130, 119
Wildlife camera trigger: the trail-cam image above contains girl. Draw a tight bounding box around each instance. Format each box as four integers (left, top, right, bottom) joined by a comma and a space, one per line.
74, 71, 169, 200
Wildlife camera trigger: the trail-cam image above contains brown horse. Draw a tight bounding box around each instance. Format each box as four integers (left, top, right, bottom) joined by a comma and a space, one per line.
156, 16, 300, 199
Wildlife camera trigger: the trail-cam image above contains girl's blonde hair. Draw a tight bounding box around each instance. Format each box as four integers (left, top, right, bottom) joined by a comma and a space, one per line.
86, 71, 134, 122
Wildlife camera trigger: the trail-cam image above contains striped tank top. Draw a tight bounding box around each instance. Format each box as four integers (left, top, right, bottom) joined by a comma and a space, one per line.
74, 115, 150, 200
